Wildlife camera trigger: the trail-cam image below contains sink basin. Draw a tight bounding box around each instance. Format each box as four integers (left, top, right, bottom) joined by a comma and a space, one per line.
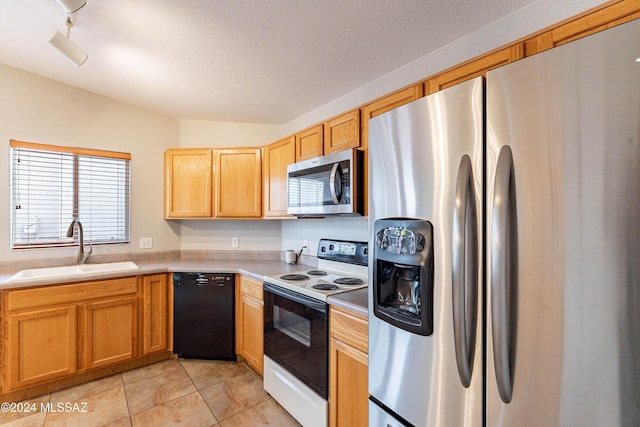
77, 261, 140, 274
7, 261, 139, 283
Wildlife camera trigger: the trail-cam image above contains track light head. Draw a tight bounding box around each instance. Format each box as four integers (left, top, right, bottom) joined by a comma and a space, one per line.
49, 29, 88, 66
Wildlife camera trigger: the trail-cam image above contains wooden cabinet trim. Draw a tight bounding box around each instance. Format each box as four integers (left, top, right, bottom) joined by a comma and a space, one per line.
525, 2, 640, 55
240, 276, 264, 301
425, 43, 524, 95
330, 307, 368, 354
7, 277, 138, 312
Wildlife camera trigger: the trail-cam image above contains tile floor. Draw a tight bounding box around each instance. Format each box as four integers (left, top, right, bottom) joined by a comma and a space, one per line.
0, 359, 301, 427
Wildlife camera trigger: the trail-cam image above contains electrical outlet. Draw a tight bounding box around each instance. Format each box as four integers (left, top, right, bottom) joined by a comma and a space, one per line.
139, 237, 153, 249
232, 237, 239, 248
303, 240, 309, 253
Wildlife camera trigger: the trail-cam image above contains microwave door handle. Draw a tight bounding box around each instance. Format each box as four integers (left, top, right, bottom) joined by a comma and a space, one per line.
329, 162, 340, 204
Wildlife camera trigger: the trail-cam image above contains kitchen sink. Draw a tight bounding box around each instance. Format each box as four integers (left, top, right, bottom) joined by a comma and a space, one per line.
7, 261, 139, 283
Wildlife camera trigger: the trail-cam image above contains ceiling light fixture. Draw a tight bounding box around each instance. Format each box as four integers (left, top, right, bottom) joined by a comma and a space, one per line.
49, 16, 88, 66
49, 0, 88, 67
56, 0, 87, 14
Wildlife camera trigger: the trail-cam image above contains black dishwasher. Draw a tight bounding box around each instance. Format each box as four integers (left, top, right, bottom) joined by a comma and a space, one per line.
173, 272, 236, 360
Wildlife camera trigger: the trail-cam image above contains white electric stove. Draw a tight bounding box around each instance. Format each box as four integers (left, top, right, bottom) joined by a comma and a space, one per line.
262, 239, 368, 427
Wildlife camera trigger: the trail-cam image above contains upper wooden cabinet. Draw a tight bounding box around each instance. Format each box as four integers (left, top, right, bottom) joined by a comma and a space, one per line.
214, 148, 262, 218
263, 136, 295, 217
425, 44, 524, 95
324, 109, 361, 154
165, 147, 263, 219
360, 84, 424, 151
296, 124, 324, 161
164, 149, 213, 218
524, 1, 640, 56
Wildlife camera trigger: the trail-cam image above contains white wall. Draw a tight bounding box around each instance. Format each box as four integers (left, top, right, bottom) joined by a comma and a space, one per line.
0, 63, 180, 261
176, 119, 283, 252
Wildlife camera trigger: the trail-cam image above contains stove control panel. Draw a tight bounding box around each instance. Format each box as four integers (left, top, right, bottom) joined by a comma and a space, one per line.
317, 239, 368, 266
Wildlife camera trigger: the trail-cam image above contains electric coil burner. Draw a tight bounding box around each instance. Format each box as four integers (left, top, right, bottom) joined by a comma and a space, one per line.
265, 239, 369, 302
279, 273, 309, 281
307, 270, 328, 276
334, 277, 365, 286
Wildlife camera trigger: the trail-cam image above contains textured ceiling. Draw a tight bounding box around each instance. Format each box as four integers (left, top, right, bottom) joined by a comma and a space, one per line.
0, 0, 537, 123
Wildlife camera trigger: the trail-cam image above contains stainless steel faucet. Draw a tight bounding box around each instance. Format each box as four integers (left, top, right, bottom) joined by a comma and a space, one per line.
66, 219, 93, 265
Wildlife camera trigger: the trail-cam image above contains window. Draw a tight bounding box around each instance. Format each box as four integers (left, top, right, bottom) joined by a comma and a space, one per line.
10, 140, 131, 250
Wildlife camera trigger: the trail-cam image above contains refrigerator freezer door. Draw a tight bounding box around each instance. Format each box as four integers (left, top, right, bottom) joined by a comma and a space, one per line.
486, 19, 640, 427
368, 77, 483, 427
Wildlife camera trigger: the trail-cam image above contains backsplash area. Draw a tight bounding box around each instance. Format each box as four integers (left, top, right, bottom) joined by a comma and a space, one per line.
282, 216, 368, 256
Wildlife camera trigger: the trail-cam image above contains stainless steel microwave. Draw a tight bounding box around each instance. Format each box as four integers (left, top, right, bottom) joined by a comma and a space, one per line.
287, 149, 364, 216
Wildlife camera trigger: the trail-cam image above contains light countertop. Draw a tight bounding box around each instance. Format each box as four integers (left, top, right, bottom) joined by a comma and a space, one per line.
0, 256, 368, 316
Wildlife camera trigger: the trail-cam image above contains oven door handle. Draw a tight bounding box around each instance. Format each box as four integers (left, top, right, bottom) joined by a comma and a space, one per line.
264, 282, 327, 313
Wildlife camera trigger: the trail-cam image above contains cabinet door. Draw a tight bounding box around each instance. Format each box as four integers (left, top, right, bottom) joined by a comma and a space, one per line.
240, 294, 264, 375
329, 307, 368, 427
324, 110, 360, 154
296, 124, 324, 161
237, 275, 264, 374
263, 136, 295, 217
5, 306, 77, 391
524, 2, 640, 55
214, 148, 262, 217
329, 338, 368, 427
84, 296, 138, 369
142, 274, 169, 355
425, 44, 524, 95
164, 149, 213, 218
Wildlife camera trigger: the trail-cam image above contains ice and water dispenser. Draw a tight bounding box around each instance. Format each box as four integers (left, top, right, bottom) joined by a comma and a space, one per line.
373, 218, 434, 336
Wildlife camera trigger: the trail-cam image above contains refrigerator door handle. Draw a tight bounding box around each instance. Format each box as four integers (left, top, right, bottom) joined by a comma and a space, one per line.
452, 155, 479, 388
490, 145, 519, 404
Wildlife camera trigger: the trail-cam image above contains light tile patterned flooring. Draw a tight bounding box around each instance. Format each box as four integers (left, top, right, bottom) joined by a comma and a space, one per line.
0, 359, 301, 427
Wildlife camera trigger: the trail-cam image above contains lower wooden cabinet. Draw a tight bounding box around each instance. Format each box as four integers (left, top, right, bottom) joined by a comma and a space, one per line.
5, 305, 77, 390
236, 275, 264, 374
329, 306, 368, 427
1, 275, 171, 396
84, 296, 139, 369
142, 274, 170, 355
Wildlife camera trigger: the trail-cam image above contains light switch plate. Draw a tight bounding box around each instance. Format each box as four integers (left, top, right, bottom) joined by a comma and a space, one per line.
232, 237, 239, 248
140, 237, 153, 249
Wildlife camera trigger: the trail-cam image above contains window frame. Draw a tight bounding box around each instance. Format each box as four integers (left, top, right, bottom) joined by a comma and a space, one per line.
9, 139, 132, 250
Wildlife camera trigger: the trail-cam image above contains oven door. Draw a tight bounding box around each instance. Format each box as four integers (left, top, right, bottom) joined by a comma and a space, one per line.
263, 282, 328, 399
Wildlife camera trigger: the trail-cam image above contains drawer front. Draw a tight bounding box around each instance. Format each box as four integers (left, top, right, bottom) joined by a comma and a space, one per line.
330, 307, 368, 354
7, 277, 138, 311
240, 276, 263, 302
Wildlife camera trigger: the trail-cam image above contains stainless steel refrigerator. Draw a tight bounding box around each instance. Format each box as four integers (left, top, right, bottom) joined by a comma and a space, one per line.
368, 18, 640, 427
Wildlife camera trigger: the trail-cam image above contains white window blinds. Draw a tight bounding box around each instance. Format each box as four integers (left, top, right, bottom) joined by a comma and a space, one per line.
10, 140, 131, 249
